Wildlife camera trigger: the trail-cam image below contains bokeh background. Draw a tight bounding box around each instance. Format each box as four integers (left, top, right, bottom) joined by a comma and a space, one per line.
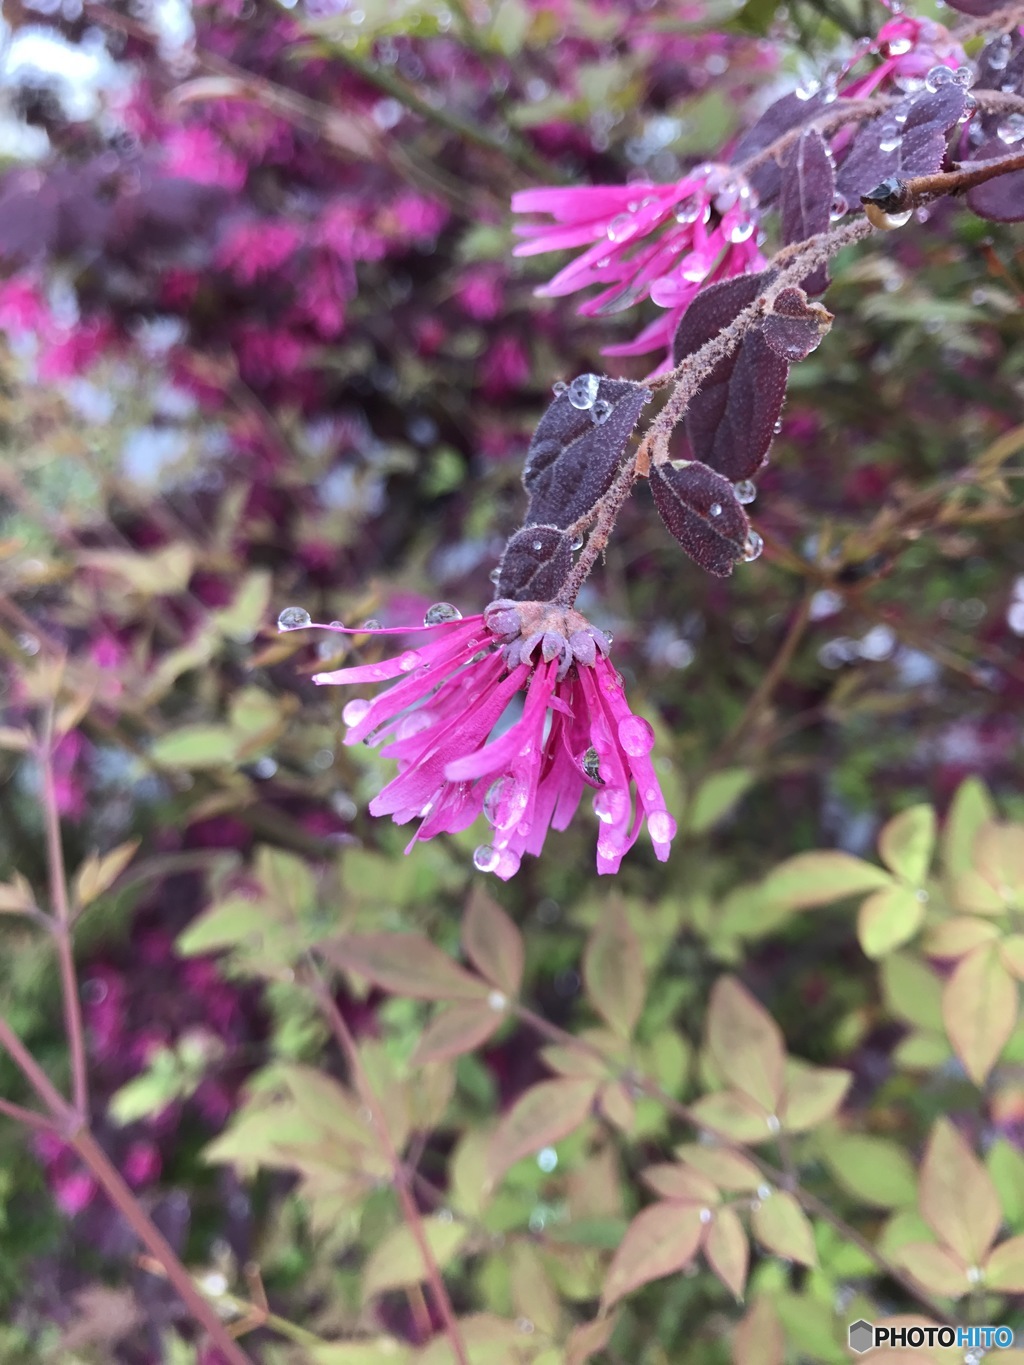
1, 0, 1023, 1359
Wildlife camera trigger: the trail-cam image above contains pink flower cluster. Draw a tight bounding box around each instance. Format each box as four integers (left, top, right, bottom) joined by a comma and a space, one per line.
283, 601, 677, 877
513, 165, 766, 371
840, 15, 967, 100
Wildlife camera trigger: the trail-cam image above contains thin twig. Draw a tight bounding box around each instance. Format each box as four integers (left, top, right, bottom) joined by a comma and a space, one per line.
39, 706, 89, 1118
0, 1095, 54, 1132
311, 968, 470, 1365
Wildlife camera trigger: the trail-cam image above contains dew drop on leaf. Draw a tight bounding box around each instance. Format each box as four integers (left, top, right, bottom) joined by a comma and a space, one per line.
742, 531, 764, 562
734, 479, 757, 505
567, 373, 600, 410
278, 606, 312, 631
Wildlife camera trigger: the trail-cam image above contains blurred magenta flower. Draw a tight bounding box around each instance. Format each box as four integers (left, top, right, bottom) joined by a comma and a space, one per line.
283, 601, 676, 876
840, 15, 967, 100
512, 165, 765, 370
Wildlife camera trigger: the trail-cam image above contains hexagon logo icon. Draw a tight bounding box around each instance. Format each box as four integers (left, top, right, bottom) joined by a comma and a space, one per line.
848, 1320, 874, 1354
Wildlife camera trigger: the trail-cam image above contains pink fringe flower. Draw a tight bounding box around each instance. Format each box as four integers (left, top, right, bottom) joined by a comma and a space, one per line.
281, 601, 676, 877
839, 15, 967, 101
512, 165, 765, 370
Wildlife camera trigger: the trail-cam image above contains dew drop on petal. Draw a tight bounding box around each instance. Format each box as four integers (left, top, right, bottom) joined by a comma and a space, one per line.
647, 809, 677, 843
674, 198, 701, 224
424, 602, 463, 624
496, 849, 521, 878
278, 606, 312, 631
606, 213, 636, 243
361, 618, 381, 630
473, 844, 501, 873
617, 715, 655, 757
597, 836, 620, 861
567, 373, 600, 410
398, 650, 420, 672
395, 709, 434, 740
342, 698, 371, 725
727, 217, 755, 244
742, 531, 764, 562
594, 787, 629, 825
733, 479, 756, 505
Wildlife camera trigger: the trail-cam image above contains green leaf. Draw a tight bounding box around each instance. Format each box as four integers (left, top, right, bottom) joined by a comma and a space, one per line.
109, 1052, 185, 1125
361, 1218, 468, 1300
151, 724, 242, 769
943, 776, 995, 879
1000, 933, 1024, 981
761, 851, 892, 910
751, 1189, 817, 1266
984, 1234, 1024, 1292
942, 943, 1019, 1085
461, 887, 524, 999
310, 1342, 412, 1365
412, 1001, 503, 1065
925, 916, 1000, 958
704, 1205, 748, 1299
878, 804, 936, 884
706, 976, 785, 1112
919, 1119, 1002, 1266
779, 1061, 851, 1132
214, 570, 272, 642
675, 1144, 761, 1191
688, 1090, 773, 1143
857, 884, 927, 958
176, 895, 261, 957
73, 839, 140, 909
583, 899, 645, 1040
488, 1078, 597, 1182
987, 1139, 1024, 1227
600, 1202, 705, 1308
892, 1241, 970, 1297
322, 933, 488, 1001
823, 1134, 917, 1209
687, 768, 755, 834
880, 952, 945, 1031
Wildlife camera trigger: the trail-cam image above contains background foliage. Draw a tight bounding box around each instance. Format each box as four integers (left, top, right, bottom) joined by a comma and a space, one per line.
1, 0, 1024, 1359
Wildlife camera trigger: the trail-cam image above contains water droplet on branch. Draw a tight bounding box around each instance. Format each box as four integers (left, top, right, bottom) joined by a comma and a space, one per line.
278, 606, 312, 631
424, 602, 463, 624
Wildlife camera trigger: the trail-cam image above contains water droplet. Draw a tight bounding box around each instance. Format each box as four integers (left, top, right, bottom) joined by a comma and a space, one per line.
617, 715, 655, 757
727, 217, 755, 244
647, 809, 677, 844
884, 35, 912, 56
924, 63, 953, 91
473, 844, 501, 873
396, 710, 434, 739
398, 650, 419, 672
570, 532, 584, 551
496, 849, 521, 878
733, 479, 756, 505
829, 193, 848, 222
878, 125, 901, 153
594, 787, 628, 825
699, 1207, 713, 1224
484, 773, 529, 829
278, 606, 312, 631
424, 602, 463, 625
567, 373, 601, 410
988, 34, 1011, 71
552, 380, 567, 395
674, 198, 701, 224
531, 539, 543, 552
361, 618, 381, 631
773, 418, 783, 435
591, 398, 612, 425
997, 113, 1024, 144
709, 502, 722, 517
342, 698, 371, 725
878, 207, 913, 229
765, 1113, 781, 1134
582, 747, 602, 782
489, 567, 502, 584
606, 213, 636, 243
488, 988, 508, 1011
952, 64, 974, 88
742, 531, 764, 562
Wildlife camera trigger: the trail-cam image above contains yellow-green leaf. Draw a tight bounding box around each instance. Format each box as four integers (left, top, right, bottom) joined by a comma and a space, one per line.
984, 1234, 1024, 1292
674, 1144, 760, 1191
879, 804, 935, 884
73, 840, 140, 909
461, 887, 524, 999
919, 1119, 1002, 1265
823, 1133, 917, 1209
779, 1061, 851, 1132
488, 1078, 597, 1182
322, 933, 488, 1001
942, 943, 1018, 1085
999, 934, 1024, 981
761, 851, 892, 909
600, 1202, 705, 1308
857, 884, 927, 958
925, 917, 1000, 958
687, 768, 754, 835
893, 1241, 970, 1297
688, 1090, 772, 1144
751, 1189, 817, 1266
413, 1001, 503, 1065
151, 724, 242, 769
361, 1218, 467, 1300
704, 1205, 748, 1299
706, 976, 785, 1112
583, 900, 645, 1040
733, 1297, 783, 1365
943, 776, 995, 879
641, 1164, 719, 1206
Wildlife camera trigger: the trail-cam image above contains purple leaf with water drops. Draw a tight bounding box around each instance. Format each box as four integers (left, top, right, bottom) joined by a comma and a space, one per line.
650, 461, 752, 577
965, 138, 1024, 222
729, 90, 831, 204
837, 84, 969, 201
522, 376, 650, 530
495, 526, 573, 602
761, 287, 834, 362
779, 129, 834, 295
672, 271, 788, 482
972, 32, 1024, 94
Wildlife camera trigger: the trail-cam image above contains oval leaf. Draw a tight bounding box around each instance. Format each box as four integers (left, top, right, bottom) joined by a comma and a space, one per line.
704, 1205, 748, 1299
601, 1202, 705, 1309
706, 977, 785, 1113
984, 1234, 1024, 1292
462, 887, 524, 999
878, 804, 936, 885
583, 900, 645, 1040
919, 1118, 1002, 1265
942, 943, 1019, 1086
322, 933, 488, 1001
362, 1218, 467, 1300
413, 1001, 503, 1065
762, 850, 892, 909
751, 1189, 817, 1267
488, 1078, 597, 1182
857, 884, 927, 959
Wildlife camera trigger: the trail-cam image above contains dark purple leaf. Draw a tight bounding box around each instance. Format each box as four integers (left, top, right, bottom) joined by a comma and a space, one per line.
761, 287, 833, 361
672, 272, 787, 482
650, 461, 751, 577
972, 33, 1024, 93
779, 129, 835, 294
730, 91, 831, 204
966, 139, 1024, 222
943, 0, 1006, 14
495, 526, 573, 602
837, 85, 969, 201
522, 377, 650, 529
